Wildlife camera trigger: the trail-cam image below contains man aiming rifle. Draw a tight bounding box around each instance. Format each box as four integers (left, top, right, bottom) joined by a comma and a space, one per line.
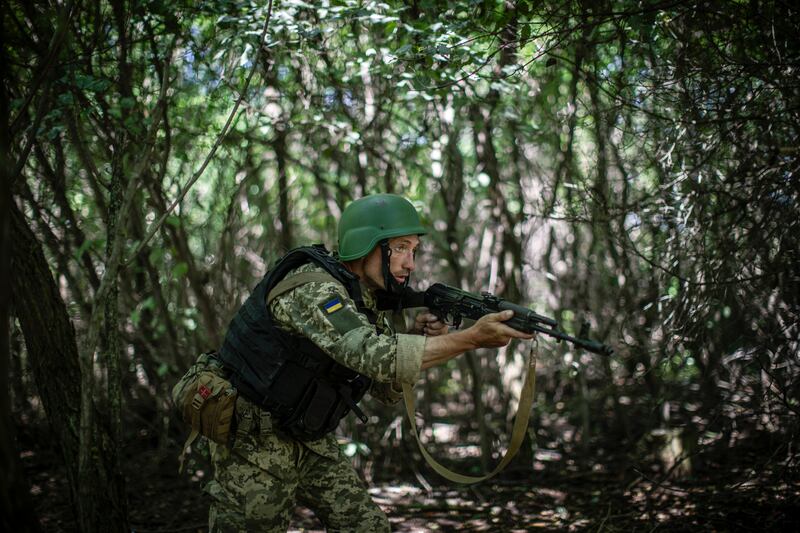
203, 194, 536, 532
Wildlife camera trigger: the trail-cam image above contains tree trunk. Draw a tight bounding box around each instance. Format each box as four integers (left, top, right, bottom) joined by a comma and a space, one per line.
10, 203, 128, 532
275, 126, 292, 252
1, 35, 42, 529
464, 351, 490, 474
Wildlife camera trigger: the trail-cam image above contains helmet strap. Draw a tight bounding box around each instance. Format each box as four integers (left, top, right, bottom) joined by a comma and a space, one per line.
379, 240, 409, 295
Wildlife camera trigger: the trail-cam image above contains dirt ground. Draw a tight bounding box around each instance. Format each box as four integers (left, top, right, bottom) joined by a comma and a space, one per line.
21, 425, 799, 532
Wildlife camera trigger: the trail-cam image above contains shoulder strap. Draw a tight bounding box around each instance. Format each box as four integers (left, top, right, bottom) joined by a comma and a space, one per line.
402, 345, 538, 484
267, 271, 344, 305
263, 245, 373, 318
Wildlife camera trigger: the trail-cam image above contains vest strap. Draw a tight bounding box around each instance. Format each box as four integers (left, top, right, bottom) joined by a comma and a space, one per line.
267, 272, 344, 305
178, 428, 199, 474
402, 345, 538, 484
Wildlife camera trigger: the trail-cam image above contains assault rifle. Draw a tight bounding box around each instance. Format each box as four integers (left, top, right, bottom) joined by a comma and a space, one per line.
382, 283, 614, 356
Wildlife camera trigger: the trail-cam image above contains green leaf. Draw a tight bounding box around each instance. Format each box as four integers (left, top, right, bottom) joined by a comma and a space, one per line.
124, 116, 143, 135
109, 104, 122, 120
47, 125, 65, 140
520, 24, 531, 43
74, 74, 111, 93
131, 308, 141, 327
667, 277, 679, 298
172, 262, 189, 278
148, 247, 164, 264
57, 92, 75, 106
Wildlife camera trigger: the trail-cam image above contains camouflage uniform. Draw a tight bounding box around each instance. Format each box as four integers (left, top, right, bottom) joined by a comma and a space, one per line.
206, 263, 426, 532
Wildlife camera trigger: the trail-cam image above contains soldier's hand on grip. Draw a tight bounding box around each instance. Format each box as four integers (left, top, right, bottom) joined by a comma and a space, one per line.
414, 311, 449, 337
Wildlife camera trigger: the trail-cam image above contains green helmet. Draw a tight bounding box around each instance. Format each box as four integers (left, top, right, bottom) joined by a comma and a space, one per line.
338, 194, 426, 261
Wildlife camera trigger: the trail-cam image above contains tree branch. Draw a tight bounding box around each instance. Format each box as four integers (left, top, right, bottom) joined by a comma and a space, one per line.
124, 0, 275, 266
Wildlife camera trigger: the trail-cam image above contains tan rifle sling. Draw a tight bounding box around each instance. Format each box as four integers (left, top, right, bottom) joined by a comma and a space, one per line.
272, 272, 539, 483
402, 345, 537, 484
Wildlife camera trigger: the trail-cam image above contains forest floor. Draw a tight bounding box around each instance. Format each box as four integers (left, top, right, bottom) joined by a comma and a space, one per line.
21, 423, 799, 532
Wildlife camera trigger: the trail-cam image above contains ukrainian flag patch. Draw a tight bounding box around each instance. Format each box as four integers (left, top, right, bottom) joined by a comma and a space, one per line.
323, 297, 343, 314
320, 296, 363, 334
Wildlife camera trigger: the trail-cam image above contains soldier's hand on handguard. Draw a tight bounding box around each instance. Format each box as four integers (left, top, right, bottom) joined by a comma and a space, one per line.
414, 312, 449, 337
466, 310, 535, 349
420, 310, 534, 370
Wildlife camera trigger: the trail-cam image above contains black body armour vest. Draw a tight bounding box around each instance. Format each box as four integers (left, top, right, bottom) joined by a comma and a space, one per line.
218, 245, 373, 441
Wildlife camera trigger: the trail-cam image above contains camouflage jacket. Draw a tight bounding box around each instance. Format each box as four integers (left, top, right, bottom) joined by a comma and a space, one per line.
256, 262, 426, 457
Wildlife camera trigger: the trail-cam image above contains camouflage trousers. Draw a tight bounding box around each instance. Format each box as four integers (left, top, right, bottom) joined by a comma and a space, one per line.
205, 400, 389, 533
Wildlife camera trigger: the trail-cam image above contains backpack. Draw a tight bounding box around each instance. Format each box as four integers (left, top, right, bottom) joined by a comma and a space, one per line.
171, 351, 237, 472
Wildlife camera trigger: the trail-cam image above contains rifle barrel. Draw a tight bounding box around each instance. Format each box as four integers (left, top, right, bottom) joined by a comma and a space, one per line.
531, 324, 614, 356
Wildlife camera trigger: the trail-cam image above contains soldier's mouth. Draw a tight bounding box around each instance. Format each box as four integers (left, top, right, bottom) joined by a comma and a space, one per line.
393, 275, 407, 284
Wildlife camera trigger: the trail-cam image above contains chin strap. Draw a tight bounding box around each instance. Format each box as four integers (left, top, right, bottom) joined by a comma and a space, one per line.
379, 240, 409, 296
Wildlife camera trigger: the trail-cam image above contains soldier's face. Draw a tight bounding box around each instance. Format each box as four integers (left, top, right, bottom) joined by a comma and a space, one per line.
363, 235, 419, 290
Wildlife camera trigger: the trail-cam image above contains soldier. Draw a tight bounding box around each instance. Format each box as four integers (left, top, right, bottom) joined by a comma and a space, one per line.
206, 193, 533, 532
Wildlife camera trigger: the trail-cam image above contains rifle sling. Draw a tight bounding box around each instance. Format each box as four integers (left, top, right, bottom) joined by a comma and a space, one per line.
270, 272, 538, 483
266, 272, 345, 305
402, 347, 537, 484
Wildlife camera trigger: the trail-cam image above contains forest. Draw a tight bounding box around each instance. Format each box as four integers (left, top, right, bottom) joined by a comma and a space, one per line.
2, 0, 798, 531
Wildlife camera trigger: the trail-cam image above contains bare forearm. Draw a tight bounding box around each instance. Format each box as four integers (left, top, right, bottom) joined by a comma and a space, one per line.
418, 310, 534, 371
420, 330, 477, 370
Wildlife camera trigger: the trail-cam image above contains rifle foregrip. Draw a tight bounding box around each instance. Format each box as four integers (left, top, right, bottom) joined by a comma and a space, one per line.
497, 302, 558, 327
503, 316, 536, 334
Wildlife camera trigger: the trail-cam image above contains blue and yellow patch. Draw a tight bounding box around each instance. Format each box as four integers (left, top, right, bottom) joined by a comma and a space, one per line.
323, 297, 343, 314
319, 296, 364, 334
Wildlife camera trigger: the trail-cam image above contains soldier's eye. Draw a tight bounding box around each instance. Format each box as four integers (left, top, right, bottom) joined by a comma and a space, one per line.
390, 244, 418, 258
